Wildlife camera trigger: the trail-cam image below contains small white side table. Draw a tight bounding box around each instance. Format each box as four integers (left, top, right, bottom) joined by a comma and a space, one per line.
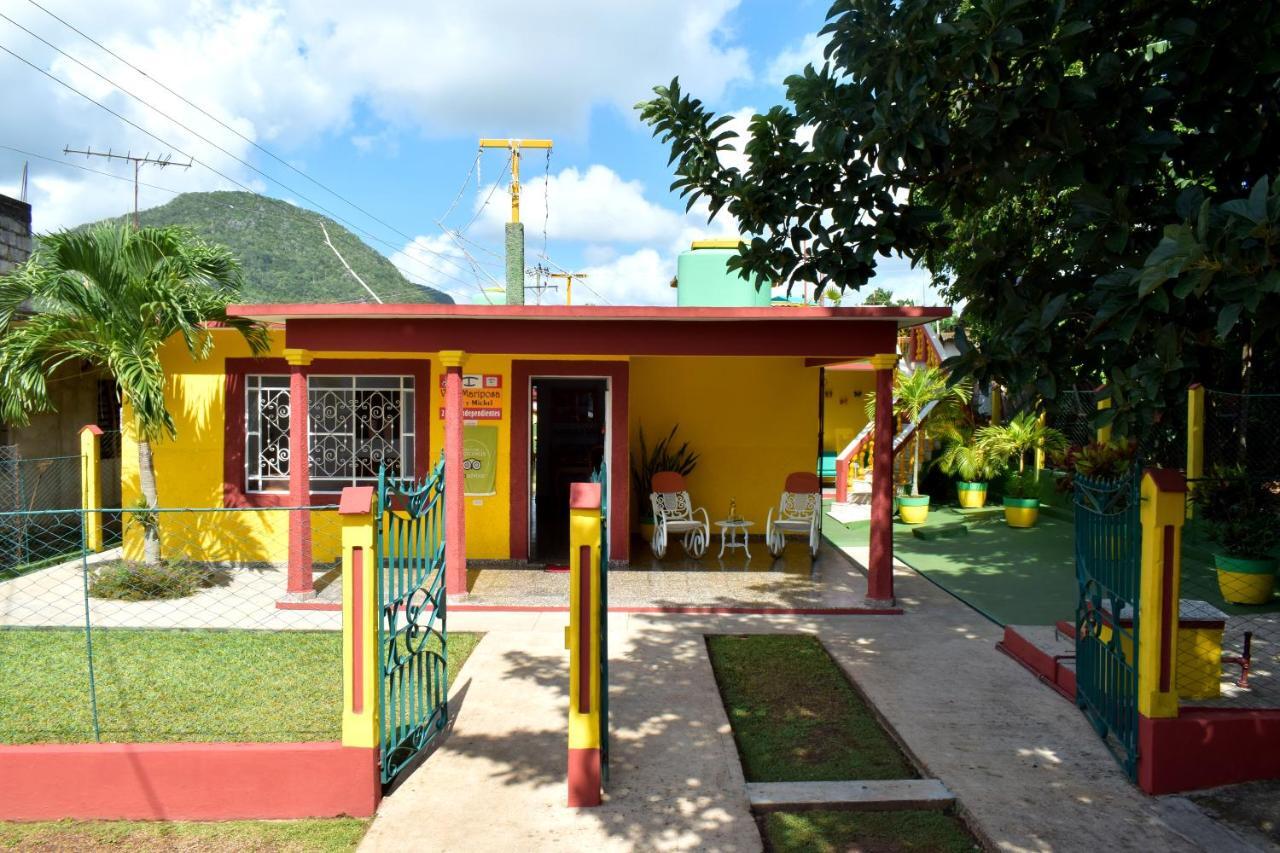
715, 520, 753, 559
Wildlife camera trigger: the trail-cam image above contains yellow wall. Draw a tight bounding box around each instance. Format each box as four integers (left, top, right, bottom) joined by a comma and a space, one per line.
822, 368, 876, 454
629, 356, 820, 532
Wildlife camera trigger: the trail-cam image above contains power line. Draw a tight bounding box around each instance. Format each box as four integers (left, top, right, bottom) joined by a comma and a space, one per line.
0, 22, 479, 289
17, 0, 473, 275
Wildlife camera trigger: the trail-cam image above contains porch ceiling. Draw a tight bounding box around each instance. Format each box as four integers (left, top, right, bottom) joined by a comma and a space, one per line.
227, 303, 951, 359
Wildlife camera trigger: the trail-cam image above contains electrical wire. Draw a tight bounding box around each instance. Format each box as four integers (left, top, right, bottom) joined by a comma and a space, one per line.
0, 27, 478, 291
17, 0, 473, 275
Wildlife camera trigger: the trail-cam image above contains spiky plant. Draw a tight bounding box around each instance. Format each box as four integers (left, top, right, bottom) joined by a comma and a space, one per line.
0, 224, 269, 562
865, 365, 970, 497
975, 410, 1068, 474
631, 425, 700, 519
935, 437, 1003, 483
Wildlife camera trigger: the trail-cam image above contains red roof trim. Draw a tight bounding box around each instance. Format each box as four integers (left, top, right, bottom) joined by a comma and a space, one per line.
227, 302, 949, 327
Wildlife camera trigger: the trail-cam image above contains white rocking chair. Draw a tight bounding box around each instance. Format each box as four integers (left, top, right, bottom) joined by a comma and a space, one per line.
649, 471, 710, 559
766, 472, 822, 559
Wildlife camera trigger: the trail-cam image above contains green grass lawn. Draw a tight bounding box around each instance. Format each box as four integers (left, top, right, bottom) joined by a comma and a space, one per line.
762, 810, 979, 853
0, 817, 369, 852
0, 628, 481, 744
706, 634, 915, 781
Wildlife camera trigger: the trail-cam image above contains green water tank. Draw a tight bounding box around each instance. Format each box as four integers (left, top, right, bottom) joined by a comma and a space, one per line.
675, 239, 771, 307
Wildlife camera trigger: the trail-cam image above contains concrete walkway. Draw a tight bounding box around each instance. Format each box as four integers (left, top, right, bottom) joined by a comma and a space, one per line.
359, 545, 1230, 852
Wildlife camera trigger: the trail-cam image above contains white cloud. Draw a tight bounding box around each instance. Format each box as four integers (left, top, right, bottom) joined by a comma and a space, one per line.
765, 32, 831, 82
581, 248, 673, 306
389, 232, 503, 304
0, 0, 753, 232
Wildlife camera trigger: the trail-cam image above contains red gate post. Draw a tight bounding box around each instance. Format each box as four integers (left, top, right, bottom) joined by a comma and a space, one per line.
866, 352, 899, 605
285, 348, 314, 595
440, 350, 468, 598
567, 482, 603, 807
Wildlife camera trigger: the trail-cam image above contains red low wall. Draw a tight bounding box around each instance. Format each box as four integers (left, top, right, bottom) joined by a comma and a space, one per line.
0, 741, 380, 821
996, 626, 1077, 701
1139, 710, 1280, 795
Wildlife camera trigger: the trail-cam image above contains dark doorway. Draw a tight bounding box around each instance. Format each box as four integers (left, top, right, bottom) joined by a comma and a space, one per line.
531, 378, 607, 562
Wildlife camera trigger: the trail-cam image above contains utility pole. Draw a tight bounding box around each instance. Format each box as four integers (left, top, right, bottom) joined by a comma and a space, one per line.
63, 147, 191, 228
526, 263, 556, 305
478, 138, 552, 305
549, 271, 587, 306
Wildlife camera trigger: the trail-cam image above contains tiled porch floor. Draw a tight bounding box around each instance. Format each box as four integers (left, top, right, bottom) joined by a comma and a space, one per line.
463, 535, 873, 610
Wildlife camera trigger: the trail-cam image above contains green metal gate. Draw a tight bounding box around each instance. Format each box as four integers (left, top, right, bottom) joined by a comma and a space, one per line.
376, 457, 448, 784
1073, 470, 1142, 779
590, 462, 609, 784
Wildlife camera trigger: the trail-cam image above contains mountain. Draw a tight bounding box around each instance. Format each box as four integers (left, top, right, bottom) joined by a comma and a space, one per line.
88, 191, 452, 304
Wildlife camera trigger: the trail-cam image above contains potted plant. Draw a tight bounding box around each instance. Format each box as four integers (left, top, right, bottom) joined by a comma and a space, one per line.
935, 424, 1003, 508
867, 366, 969, 524
1194, 466, 1280, 605
1001, 469, 1042, 528
976, 411, 1067, 526
631, 425, 699, 541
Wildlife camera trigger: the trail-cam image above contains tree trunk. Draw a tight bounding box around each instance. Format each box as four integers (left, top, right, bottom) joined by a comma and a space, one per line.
912, 427, 921, 496
137, 436, 160, 564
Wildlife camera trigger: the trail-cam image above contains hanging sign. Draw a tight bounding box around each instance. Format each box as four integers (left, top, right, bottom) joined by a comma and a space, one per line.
462, 425, 499, 495
439, 373, 504, 420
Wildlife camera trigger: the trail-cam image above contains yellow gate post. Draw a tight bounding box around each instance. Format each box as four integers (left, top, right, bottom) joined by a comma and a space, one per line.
79, 425, 103, 553
1137, 470, 1186, 721
1185, 384, 1205, 518
339, 486, 379, 750
1096, 391, 1112, 444
567, 481, 603, 807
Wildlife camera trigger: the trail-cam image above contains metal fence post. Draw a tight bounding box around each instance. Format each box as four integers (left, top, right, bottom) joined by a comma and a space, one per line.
1137, 470, 1186, 721
340, 486, 379, 750
79, 425, 103, 553
567, 481, 603, 807
1185, 384, 1205, 518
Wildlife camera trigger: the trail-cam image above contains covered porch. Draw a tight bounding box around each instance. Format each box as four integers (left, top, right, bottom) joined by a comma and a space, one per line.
226, 303, 948, 608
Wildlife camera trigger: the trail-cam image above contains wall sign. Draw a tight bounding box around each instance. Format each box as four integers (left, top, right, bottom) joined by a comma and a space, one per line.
462, 425, 499, 495
438, 373, 504, 420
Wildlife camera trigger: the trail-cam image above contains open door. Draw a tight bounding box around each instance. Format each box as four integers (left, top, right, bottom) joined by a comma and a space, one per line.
530, 378, 607, 562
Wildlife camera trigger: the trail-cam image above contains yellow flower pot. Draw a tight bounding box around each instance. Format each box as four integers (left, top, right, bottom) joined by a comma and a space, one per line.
1214, 555, 1278, 605
1003, 497, 1039, 528
897, 495, 930, 525
956, 481, 987, 508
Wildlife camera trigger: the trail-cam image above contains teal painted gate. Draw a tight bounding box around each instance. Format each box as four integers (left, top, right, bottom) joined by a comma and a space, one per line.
376, 457, 448, 784
590, 462, 610, 784
1073, 470, 1142, 779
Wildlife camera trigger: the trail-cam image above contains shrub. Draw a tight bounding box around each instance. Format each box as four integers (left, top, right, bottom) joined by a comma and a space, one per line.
88, 560, 219, 601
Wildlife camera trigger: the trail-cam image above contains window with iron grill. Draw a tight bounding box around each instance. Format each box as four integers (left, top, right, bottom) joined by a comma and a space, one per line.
245, 374, 415, 493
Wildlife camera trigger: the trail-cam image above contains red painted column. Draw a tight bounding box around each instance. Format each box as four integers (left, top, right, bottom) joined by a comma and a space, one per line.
440, 351, 467, 597
866, 353, 898, 604
286, 349, 314, 595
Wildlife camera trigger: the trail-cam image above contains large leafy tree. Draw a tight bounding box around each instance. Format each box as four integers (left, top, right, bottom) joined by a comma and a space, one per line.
0, 225, 268, 560
639, 0, 1280, 432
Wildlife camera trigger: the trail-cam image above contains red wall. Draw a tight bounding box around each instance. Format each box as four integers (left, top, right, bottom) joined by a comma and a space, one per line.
0, 742, 379, 821
1138, 711, 1280, 794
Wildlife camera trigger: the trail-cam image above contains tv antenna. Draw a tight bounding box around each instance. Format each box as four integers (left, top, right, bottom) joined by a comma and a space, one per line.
63, 146, 192, 227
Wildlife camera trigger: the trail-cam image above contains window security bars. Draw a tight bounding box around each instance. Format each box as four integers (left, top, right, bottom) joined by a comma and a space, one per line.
246, 375, 416, 494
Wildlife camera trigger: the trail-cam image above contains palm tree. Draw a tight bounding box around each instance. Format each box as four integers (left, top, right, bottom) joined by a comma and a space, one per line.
0, 225, 268, 561
975, 410, 1068, 474
866, 365, 970, 497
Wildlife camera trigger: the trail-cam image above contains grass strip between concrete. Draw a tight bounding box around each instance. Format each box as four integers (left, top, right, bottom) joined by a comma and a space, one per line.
707, 634, 979, 852
0, 817, 370, 852
0, 628, 480, 744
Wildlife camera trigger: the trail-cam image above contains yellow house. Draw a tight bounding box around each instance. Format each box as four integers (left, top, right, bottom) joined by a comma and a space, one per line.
121, 299, 947, 606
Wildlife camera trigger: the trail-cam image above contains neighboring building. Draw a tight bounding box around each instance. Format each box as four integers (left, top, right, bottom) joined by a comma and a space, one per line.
0, 193, 121, 511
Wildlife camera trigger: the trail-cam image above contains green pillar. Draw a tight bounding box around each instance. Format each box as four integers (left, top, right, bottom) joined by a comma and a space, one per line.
505, 222, 525, 306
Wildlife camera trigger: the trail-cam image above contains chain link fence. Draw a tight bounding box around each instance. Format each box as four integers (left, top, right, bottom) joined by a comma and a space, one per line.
1047, 389, 1098, 450
0, 447, 88, 577
0, 505, 343, 744
1205, 390, 1280, 480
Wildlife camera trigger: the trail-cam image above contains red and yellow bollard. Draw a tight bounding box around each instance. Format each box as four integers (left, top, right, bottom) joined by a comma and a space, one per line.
566, 482, 603, 807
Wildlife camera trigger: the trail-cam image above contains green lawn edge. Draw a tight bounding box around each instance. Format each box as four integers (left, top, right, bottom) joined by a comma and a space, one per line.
0, 817, 370, 852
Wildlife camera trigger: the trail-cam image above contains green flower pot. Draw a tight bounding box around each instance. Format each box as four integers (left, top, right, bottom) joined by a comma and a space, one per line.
1214, 554, 1278, 605
897, 494, 930, 525
1003, 497, 1039, 528
956, 481, 988, 508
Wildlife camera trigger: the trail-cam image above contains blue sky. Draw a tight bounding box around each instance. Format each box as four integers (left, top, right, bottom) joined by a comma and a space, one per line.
0, 0, 935, 306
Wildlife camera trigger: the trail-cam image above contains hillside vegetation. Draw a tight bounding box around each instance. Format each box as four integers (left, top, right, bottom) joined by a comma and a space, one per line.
88, 191, 452, 304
